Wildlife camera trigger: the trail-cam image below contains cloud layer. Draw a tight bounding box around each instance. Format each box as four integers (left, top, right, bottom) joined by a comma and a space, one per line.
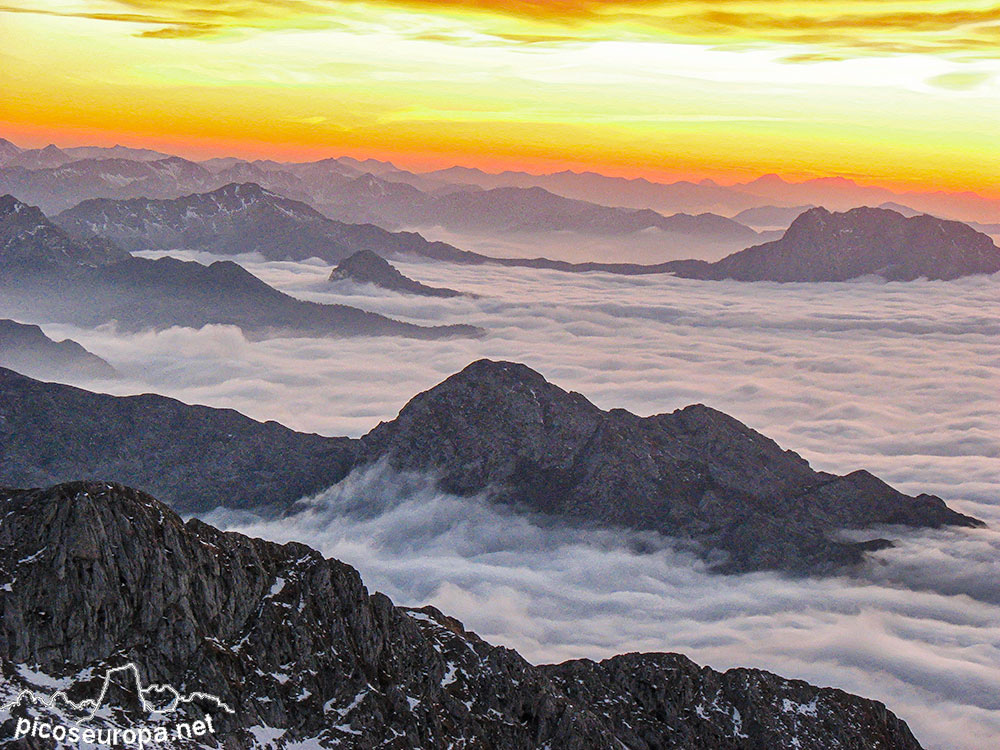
36, 253, 1000, 749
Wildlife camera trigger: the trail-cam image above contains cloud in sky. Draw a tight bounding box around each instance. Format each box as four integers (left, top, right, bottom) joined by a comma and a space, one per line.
11, 0, 1000, 58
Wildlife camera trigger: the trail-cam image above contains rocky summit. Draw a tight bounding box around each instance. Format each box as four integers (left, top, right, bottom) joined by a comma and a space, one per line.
701, 206, 1000, 282
329, 249, 464, 297
361, 359, 981, 574
0, 482, 924, 749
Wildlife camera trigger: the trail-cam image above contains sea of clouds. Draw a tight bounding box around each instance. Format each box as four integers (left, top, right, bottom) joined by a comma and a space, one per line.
41, 252, 1000, 749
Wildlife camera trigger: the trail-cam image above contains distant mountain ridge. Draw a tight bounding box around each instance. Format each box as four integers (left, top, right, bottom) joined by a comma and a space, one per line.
394, 207, 1000, 282
0, 360, 981, 575
0, 194, 482, 340
705, 206, 1000, 281
0, 319, 117, 381
329, 249, 464, 297
55, 183, 478, 265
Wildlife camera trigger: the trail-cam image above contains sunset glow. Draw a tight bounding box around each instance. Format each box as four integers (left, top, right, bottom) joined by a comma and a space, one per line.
3, 1, 1000, 192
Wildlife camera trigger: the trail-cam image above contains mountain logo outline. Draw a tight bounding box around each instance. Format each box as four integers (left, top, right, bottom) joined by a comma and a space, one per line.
0, 663, 235, 725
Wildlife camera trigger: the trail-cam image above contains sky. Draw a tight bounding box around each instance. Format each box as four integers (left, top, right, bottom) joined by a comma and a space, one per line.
2, 0, 1000, 194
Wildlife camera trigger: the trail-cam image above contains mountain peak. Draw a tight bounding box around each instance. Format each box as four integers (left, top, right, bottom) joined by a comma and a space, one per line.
329, 249, 465, 297
709, 205, 1000, 281
361, 360, 980, 573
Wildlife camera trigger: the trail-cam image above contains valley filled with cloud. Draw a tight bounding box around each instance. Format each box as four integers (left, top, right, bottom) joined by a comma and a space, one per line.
37, 252, 1000, 750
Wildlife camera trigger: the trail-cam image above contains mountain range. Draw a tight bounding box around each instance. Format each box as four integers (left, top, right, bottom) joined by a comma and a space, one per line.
0, 360, 981, 575
0, 481, 926, 749
0, 195, 480, 340
0, 320, 116, 382
54, 182, 476, 264
52, 183, 1000, 282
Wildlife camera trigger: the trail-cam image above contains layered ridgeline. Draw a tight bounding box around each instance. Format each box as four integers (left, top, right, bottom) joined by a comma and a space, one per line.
0, 319, 116, 381
329, 249, 464, 297
430, 207, 1000, 281
54, 183, 474, 264
0, 361, 980, 575
0, 482, 924, 749
0, 195, 480, 340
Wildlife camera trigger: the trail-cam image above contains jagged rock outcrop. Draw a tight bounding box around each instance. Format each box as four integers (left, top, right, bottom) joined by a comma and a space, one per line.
0, 367, 356, 513
0, 196, 482, 340
0, 482, 925, 749
329, 249, 464, 297
702, 207, 1000, 281
361, 360, 981, 574
0, 320, 116, 381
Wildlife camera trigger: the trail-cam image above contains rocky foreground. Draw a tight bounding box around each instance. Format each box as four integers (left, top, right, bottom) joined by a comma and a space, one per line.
0, 482, 923, 749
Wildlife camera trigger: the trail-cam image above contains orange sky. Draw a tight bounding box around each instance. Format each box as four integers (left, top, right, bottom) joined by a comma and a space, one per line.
2, 1, 1000, 194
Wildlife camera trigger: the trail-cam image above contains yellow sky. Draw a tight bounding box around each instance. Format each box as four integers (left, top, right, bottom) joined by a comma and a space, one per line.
2, 0, 999, 193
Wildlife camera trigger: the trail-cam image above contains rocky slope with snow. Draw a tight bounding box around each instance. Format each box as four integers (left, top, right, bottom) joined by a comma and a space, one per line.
0, 482, 924, 749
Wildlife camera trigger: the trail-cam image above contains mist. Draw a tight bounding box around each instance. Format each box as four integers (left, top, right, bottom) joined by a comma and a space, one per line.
24, 251, 1000, 749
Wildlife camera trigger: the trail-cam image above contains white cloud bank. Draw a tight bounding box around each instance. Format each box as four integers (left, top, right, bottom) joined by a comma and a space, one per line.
32, 252, 1000, 749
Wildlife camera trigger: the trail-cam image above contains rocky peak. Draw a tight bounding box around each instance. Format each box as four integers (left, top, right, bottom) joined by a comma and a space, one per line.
362, 360, 981, 573
709, 206, 1000, 281
0, 481, 925, 749
329, 249, 464, 297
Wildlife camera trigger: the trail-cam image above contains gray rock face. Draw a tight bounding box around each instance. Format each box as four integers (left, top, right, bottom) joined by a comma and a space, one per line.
54, 183, 473, 265
0, 482, 924, 749
0, 320, 117, 381
329, 250, 463, 297
704, 207, 1000, 281
0, 367, 357, 513
361, 360, 981, 574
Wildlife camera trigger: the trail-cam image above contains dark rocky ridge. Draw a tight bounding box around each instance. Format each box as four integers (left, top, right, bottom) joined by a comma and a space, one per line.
360, 360, 981, 574
0, 319, 117, 381
329, 249, 464, 297
0, 367, 356, 513
0, 360, 981, 575
0, 481, 925, 749
0, 195, 482, 340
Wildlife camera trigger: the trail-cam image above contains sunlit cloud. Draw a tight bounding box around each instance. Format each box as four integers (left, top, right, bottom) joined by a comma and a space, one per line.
7, 0, 1000, 58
